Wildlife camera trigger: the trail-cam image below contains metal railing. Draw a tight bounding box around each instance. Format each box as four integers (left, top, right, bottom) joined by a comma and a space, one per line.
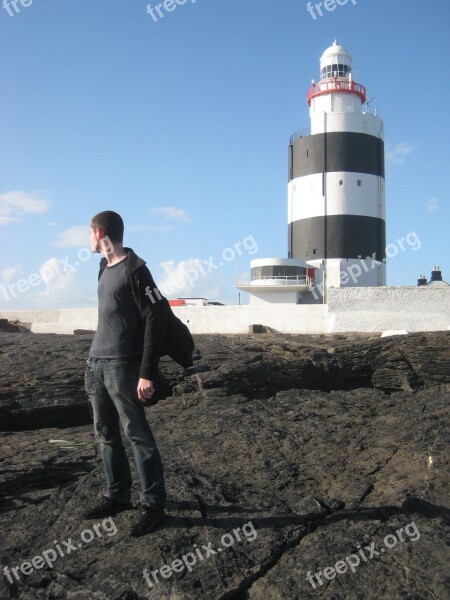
307, 79, 366, 106
234, 276, 313, 288
289, 128, 311, 144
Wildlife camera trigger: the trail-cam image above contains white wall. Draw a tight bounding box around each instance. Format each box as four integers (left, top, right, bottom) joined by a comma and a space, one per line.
310, 100, 384, 137
0, 305, 328, 335
327, 286, 450, 332
289, 173, 382, 220
325, 259, 385, 289
173, 305, 328, 333
0, 308, 98, 334
0, 287, 448, 335
248, 291, 300, 305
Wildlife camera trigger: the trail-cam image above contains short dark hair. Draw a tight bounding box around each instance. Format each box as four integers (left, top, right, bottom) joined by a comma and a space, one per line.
90, 211, 124, 243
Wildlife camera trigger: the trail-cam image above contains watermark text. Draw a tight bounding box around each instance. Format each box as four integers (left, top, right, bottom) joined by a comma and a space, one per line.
306, 521, 420, 588
143, 521, 257, 588
147, 0, 197, 23
3, 517, 117, 584
306, 0, 357, 21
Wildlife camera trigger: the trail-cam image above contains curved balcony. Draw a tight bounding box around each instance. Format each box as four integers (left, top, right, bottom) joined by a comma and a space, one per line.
234, 275, 313, 290
307, 79, 366, 106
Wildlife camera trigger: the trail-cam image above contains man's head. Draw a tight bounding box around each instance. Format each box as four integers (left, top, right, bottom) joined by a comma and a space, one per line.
90, 211, 124, 253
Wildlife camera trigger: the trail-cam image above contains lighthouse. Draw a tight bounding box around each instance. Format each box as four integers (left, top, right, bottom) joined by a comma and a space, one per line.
288, 41, 386, 295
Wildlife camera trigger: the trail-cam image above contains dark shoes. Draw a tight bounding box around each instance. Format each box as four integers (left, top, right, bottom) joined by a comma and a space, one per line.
82, 496, 133, 520
82, 497, 165, 536
130, 506, 166, 537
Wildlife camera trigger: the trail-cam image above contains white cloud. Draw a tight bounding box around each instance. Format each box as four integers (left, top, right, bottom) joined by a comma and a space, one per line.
158, 258, 224, 301
0, 257, 96, 308
0, 191, 49, 226
150, 206, 192, 222
2, 265, 23, 281
54, 225, 90, 248
385, 142, 417, 167
45, 221, 58, 227
0, 216, 18, 226
37, 257, 78, 303
425, 198, 439, 213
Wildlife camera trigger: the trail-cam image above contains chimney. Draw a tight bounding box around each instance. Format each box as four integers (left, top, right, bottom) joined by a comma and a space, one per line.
417, 275, 427, 286
430, 266, 442, 282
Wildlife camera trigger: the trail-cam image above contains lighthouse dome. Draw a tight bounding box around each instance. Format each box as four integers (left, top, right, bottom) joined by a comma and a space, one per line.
320, 40, 352, 81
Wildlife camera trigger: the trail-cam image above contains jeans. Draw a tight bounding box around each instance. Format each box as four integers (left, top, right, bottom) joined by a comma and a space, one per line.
85, 356, 166, 509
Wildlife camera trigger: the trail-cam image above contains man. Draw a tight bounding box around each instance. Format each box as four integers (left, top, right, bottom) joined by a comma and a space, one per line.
83, 210, 168, 537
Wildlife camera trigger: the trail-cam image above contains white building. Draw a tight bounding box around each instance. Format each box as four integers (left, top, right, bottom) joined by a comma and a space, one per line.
236, 41, 386, 305
234, 258, 317, 305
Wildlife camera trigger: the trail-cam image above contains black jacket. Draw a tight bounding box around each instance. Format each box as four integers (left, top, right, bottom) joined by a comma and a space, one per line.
98, 247, 194, 380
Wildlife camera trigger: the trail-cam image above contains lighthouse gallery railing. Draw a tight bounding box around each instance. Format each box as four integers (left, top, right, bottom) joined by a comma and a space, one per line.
307, 79, 366, 106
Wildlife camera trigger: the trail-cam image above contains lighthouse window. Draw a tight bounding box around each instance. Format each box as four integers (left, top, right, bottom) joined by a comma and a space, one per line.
321, 64, 351, 79
339, 180, 343, 186
357, 180, 362, 186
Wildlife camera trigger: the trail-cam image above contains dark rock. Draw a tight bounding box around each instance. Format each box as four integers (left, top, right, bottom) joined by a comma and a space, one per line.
0, 331, 449, 599
0, 319, 31, 333
248, 324, 267, 334
3, 401, 92, 431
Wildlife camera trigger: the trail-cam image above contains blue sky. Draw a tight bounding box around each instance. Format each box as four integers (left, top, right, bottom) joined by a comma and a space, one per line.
1, 0, 449, 308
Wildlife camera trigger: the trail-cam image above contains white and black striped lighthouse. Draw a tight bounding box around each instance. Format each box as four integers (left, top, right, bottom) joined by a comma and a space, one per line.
288, 41, 386, 291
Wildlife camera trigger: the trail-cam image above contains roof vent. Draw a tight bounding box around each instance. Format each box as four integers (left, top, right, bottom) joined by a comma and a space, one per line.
430, 266, 442, 282
417, 275, 427, 286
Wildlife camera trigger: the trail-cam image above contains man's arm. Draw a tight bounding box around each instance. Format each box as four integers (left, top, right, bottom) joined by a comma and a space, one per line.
133, 265, 168, 386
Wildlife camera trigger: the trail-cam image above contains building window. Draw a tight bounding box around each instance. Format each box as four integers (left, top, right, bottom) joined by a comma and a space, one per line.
339, 180, 343, 186
357, 180, 362, 186
251, 265, 306, 280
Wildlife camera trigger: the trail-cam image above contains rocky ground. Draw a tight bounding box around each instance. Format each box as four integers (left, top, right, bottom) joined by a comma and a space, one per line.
0, 329, 449, 600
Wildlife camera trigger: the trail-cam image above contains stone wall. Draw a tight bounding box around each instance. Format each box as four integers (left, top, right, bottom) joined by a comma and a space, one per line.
0, 286, 448, 334
327, 286, 450, 332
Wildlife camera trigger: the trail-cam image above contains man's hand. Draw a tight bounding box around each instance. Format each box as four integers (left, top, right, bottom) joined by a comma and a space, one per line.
137, 378, 154, 403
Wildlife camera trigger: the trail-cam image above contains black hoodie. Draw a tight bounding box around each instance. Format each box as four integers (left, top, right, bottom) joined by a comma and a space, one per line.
98, 247, 194, 380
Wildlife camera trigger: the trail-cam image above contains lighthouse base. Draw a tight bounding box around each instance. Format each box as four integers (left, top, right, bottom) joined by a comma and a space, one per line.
308, 258, 386, 301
